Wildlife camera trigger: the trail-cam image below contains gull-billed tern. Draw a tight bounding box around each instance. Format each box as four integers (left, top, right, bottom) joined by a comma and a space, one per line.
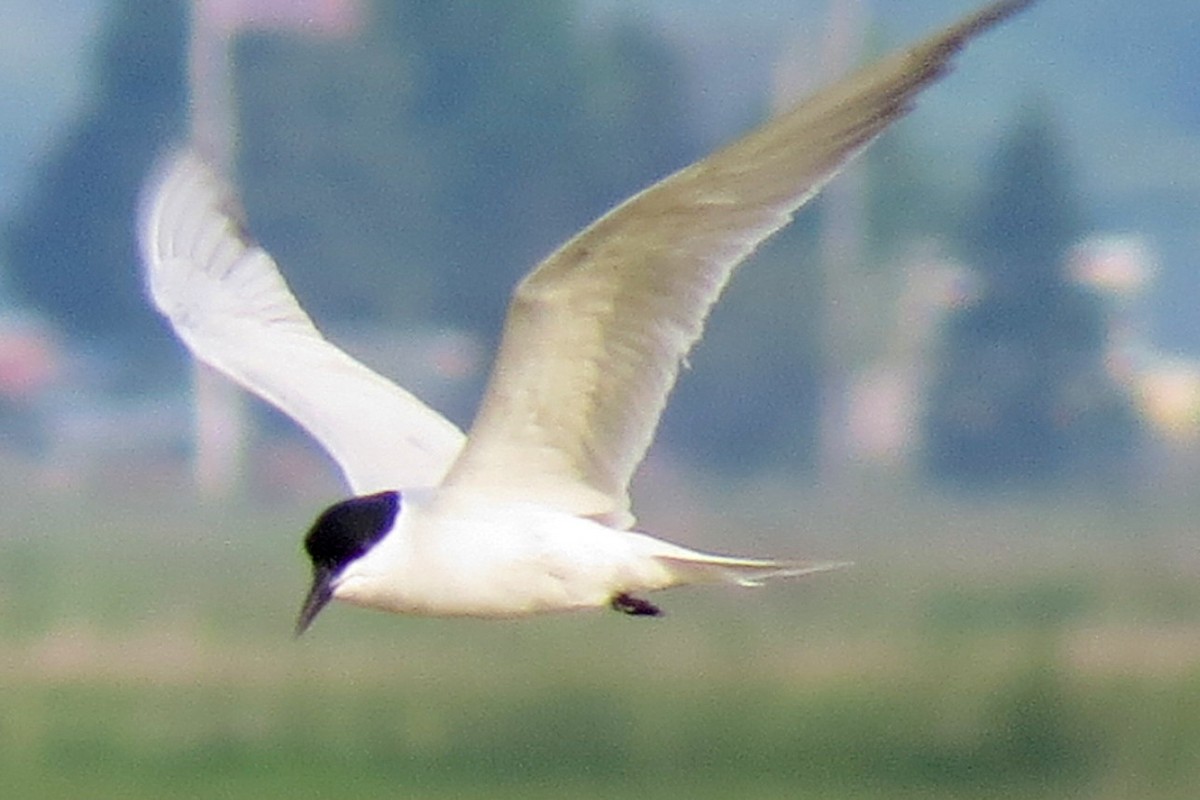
139, 0, 1036, 633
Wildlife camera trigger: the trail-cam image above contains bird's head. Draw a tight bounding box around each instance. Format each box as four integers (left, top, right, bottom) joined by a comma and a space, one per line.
295, 490, 400, 636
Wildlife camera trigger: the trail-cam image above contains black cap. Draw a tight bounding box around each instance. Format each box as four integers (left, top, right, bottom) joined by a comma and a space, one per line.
295, 490, 400, 635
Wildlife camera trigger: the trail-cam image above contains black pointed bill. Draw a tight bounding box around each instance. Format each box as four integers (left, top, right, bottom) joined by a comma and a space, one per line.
295, 565, 335, 637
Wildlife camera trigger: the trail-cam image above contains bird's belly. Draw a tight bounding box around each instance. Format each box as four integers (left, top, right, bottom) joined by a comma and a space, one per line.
347, 551, 615, 618
336, 508, 671, 618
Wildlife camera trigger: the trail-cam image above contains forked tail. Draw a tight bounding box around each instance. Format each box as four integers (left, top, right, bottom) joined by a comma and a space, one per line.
655, 553, 851, 588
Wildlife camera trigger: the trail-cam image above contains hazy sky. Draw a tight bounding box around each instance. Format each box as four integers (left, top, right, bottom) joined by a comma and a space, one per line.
0, 1, 104, 217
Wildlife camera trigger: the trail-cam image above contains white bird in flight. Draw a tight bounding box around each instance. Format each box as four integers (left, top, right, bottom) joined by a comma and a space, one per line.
139, 0, 1036, 634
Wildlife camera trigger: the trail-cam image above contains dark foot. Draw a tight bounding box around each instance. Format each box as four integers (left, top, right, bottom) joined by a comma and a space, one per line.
611, 592, 663, 617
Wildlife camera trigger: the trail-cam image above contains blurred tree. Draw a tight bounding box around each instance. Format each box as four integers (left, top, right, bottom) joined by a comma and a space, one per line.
661, 226, 824, 476
865, 130, 958, 263
923, 106, 1139, 489
967, 105, 1083, 291
3, 1, 187, 364
576, 19, 698, 209
235, 2, 698, 341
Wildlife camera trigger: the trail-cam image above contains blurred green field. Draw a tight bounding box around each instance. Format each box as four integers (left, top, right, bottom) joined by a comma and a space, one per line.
3, 468, 1200, 799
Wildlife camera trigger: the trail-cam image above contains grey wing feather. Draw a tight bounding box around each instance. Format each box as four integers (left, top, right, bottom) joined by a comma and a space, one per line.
441, 0, 1036, 527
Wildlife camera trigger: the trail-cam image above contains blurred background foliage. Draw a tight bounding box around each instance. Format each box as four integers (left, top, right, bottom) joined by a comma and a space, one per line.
1, 2, 1199, 796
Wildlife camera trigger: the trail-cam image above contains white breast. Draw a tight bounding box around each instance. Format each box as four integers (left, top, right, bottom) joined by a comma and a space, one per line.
330, 492, 672, 617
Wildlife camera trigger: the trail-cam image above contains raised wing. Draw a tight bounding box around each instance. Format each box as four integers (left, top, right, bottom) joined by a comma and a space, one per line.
139, 149, 466, 494
442, 0, 1035, 527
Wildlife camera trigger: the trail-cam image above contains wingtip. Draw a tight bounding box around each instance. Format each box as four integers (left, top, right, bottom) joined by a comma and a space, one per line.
945, 0, 1040, 45
137, 143, 259, 310
766, 559, 854, 583
137, 144, 247, 250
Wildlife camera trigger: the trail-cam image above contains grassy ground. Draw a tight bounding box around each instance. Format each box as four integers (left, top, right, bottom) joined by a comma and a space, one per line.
2, 470, 1200, 799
